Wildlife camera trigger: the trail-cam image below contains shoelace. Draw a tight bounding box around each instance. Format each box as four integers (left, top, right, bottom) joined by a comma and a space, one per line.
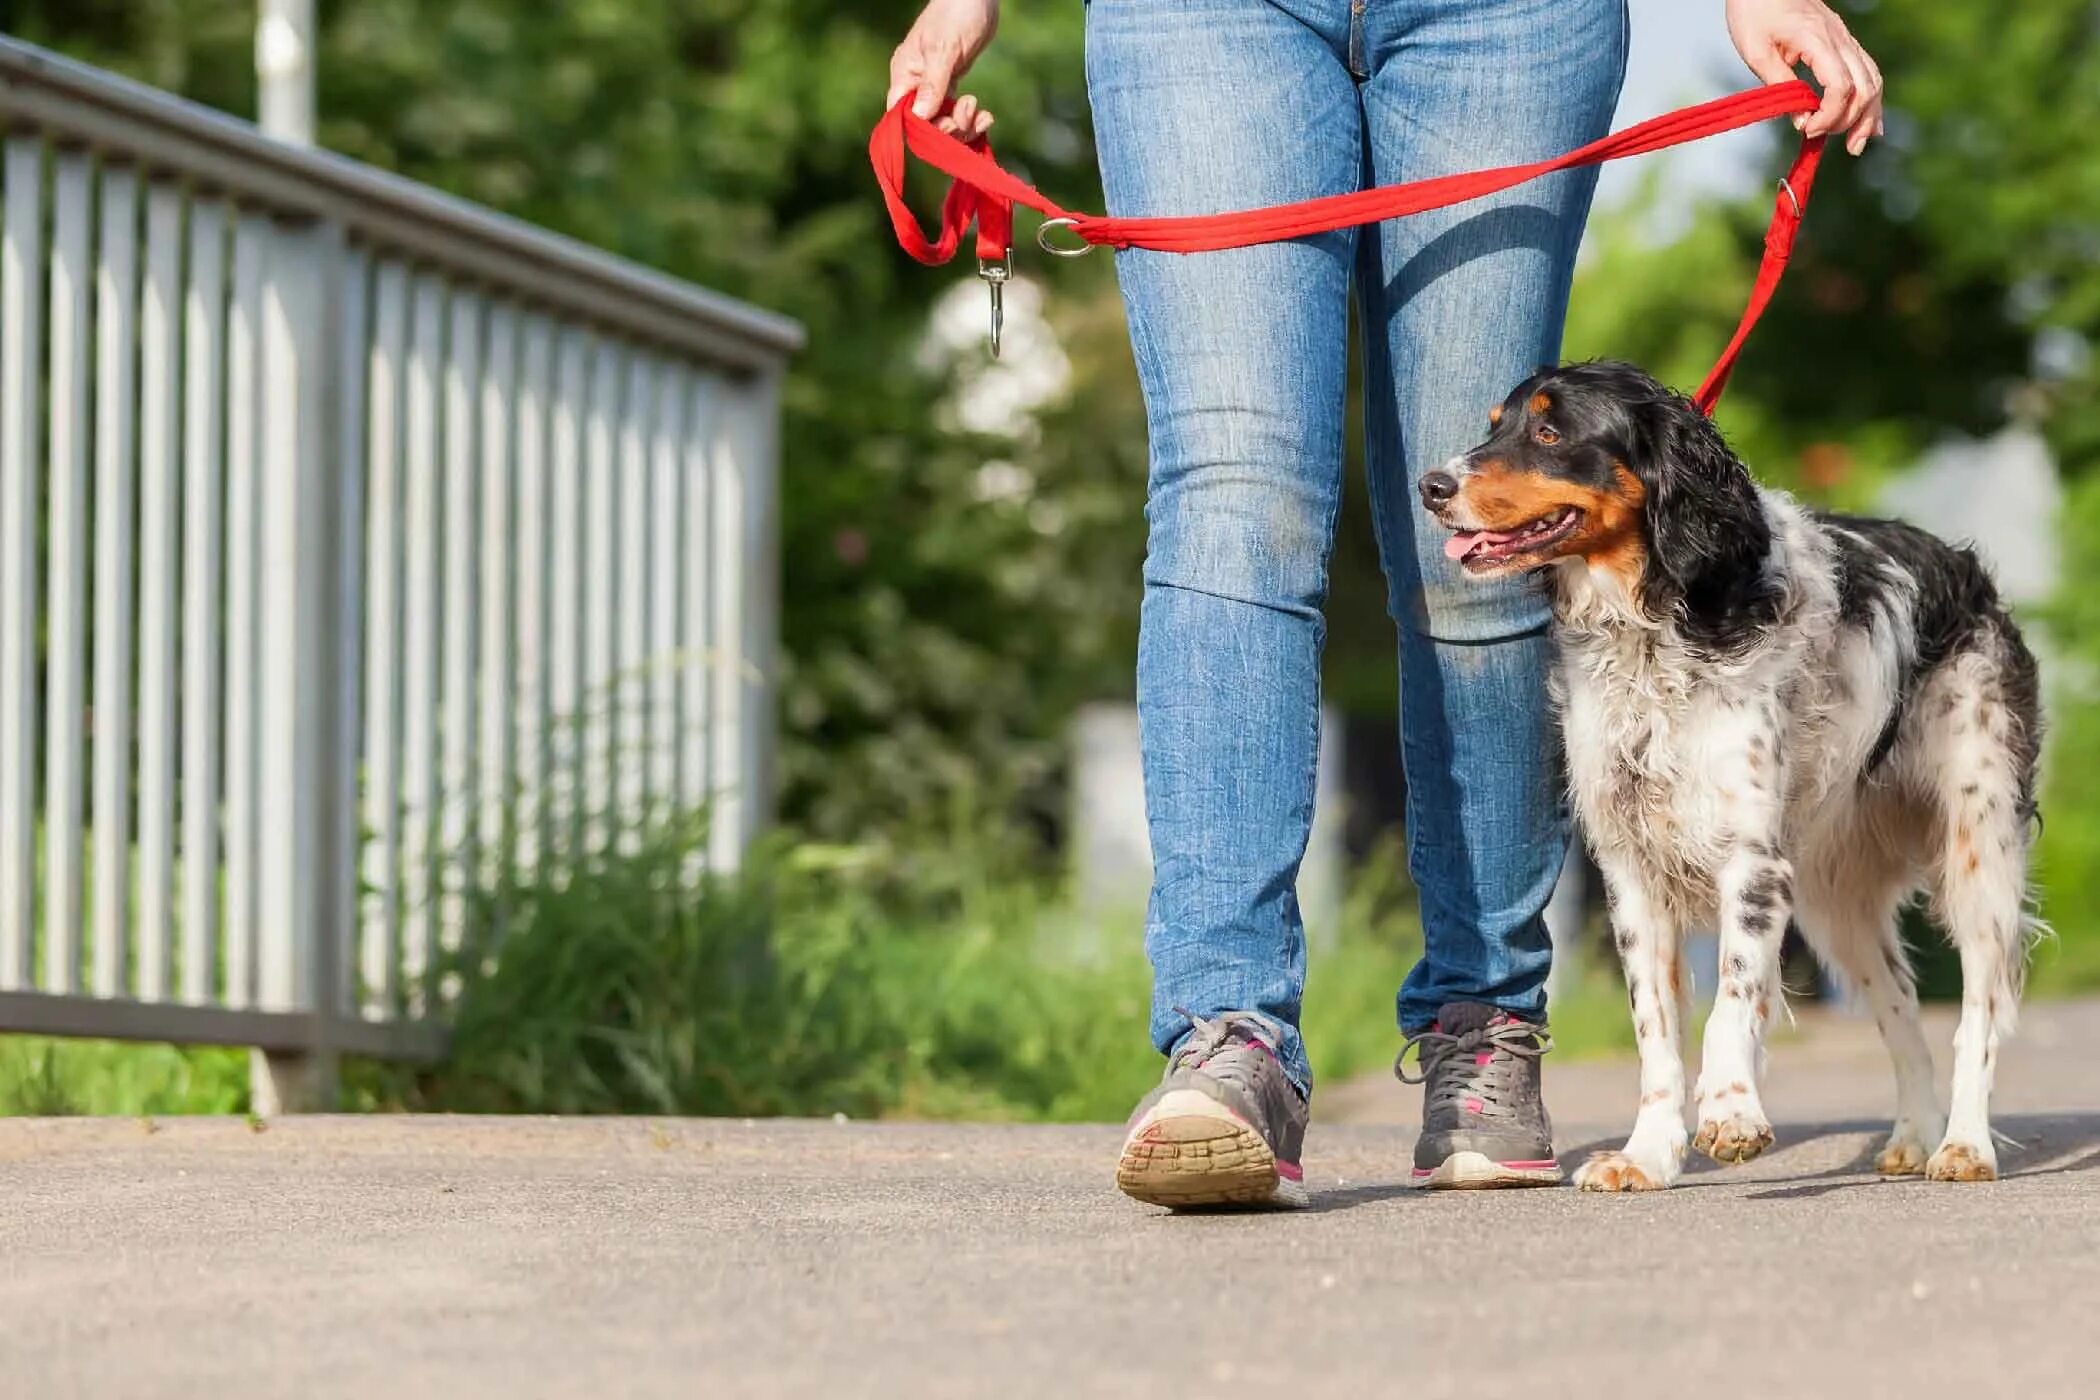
1394, 1019, 1554, 1110
1170, 1007, 1283, 1073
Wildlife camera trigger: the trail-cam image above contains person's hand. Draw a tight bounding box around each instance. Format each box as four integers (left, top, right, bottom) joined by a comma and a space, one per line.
1725, 0, 1884, 155
887, 0, 1000, 141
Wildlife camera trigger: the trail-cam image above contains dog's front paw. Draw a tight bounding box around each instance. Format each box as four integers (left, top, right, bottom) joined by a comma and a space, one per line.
1874, 1126, 1936, 1177
1693, 1111, 1775, 1165
1573, 1150, 1668, 1193
1925, 1139, 1998, 1183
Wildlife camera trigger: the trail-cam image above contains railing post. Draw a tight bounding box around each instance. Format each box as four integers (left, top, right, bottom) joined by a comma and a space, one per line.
708, 371, 781, 871
250, 215, 347, 1112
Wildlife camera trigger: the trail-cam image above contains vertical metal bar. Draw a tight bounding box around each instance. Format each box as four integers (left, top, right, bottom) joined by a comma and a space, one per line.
398, 273, 444, 1008
255, 219, 337, 1015
581, 339, 620, 857
511, 314, 552, 877
256, 0, 317, 147
42, 151, 90, 994
359, 260, 409, 1018
708, 375, 782, 872
134, 179, 183, 1002
546, 327, 587, 868
734, 375, 782, 862
91, 163, 140, 998
332, 245, 371, 1020
706, 379, 742, 871
679, 375, 715, 826
178, 199, 227, 1007
647, 364, 686, 825
0, 137, 44, 991
478, 303, 518, 879
616, 353, 653, 841
221, 213, 267, 1009
439, 288, 481, 973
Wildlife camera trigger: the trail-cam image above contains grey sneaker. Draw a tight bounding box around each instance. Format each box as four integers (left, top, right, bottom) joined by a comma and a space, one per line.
1116, 1010, 1310, 1209
1397, 1002, 1563, 1189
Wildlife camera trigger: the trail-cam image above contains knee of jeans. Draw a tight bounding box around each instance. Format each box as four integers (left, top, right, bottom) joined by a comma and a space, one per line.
1396, 569, 1552, 643
1147, 470, 1330, 612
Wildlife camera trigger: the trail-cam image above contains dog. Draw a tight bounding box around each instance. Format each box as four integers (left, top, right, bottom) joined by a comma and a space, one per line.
1419, 360, 2043, 1189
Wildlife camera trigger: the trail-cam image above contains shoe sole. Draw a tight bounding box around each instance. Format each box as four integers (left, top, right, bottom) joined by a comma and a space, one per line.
1412, 1150, 1565, 1190
1116, 1089, 1310, 1210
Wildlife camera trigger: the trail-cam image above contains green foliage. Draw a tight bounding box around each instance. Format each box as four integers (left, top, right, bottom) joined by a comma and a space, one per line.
0, 1035, 248, 1115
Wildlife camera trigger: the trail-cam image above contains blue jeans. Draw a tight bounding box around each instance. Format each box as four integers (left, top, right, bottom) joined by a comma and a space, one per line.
1087, 0, 1629, 1092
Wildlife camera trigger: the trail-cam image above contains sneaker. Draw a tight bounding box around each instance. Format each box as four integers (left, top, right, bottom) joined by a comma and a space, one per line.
1116, 1010, 1310, 1209
1397, 1002, 1563, 1189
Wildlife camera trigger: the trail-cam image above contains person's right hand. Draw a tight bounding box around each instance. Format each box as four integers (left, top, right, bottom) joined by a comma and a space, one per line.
887, 0, 1000, 141
1724, 0, 1885, 156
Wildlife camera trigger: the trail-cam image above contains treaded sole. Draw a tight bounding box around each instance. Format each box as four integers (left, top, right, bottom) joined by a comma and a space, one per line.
1116, 1089, 1309, 1210
1412, 1149, 1565, 1190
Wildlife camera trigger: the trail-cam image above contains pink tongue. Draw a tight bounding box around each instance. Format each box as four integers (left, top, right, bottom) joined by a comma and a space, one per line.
1444, 529, 1518, 561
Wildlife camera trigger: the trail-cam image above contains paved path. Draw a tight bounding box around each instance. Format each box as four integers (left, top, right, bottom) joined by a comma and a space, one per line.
5, 1002, 2099, 1399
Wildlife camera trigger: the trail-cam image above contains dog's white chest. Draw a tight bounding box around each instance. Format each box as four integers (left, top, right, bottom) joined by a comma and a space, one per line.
1556, 644, 1776, 914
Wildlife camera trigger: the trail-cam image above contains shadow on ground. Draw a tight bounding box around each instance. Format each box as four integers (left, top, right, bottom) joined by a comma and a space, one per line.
1556, 1111, 2100, 1199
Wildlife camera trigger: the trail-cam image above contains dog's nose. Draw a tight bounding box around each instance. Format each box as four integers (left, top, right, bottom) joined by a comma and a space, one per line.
1419, 470, 1459, 509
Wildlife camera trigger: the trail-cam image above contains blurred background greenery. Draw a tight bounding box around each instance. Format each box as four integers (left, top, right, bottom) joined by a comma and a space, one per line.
1, 0, 2093, 1116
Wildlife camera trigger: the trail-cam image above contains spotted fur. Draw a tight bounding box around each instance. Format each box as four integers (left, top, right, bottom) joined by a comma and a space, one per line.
1422, 361, 2045, 1190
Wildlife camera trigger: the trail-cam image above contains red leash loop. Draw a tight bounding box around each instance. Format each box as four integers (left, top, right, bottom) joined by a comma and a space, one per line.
870, 81, 1826, 413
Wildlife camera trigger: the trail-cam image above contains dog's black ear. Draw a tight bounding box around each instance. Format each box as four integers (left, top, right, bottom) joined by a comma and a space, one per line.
1629, 393, 1778, 653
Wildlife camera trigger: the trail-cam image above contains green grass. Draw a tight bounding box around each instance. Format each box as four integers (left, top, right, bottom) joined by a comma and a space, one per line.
0, 1035, 248, 1116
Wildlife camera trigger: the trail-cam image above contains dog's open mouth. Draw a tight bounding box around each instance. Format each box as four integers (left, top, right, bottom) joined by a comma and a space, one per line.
1442, 506, 1584, 569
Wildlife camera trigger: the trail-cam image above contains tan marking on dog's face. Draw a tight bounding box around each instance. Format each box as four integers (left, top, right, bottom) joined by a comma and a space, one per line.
1528, 392, 1553, 417
1450, 461, 1647, 587
1488, 402, 1504, 427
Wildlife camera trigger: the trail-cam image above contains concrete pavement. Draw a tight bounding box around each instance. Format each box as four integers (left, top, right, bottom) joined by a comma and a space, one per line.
4, 1002, 2099, 1399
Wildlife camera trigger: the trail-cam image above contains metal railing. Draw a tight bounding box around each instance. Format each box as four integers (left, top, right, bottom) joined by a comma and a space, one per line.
0, 38, 800, 1081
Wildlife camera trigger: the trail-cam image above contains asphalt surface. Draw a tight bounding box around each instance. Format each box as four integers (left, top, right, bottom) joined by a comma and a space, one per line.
5, 1003, 2099, 1399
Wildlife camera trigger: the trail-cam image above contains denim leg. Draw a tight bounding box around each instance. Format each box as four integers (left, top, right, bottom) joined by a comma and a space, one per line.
1087, 0, 1361, 1094
1354, 0, 1630, 1031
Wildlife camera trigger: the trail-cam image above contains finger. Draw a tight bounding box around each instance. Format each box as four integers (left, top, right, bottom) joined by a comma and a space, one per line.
952, 94, 979, 132
1832, 41, 1877, 150
910, 49, 959, 119
1742, 43, 1798, 89
972, 110, 995, 140
1794, 33, 1855, 137
885, 46, 922, 110
1846, 48, 1886, 154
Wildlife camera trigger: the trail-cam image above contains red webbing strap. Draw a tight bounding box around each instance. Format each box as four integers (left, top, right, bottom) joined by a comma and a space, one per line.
1690, 134, 1825, 414
871, 80, 1826, 411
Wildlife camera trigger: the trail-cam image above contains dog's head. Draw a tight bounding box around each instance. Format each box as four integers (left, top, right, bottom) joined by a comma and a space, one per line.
1419, 360, 1775, 644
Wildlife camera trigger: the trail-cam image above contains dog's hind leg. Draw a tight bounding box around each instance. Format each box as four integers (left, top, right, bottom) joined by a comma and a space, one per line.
1574, 861, 1689, 1192
1794, 847, 1943, 1177
1918, 651, 2038, 1183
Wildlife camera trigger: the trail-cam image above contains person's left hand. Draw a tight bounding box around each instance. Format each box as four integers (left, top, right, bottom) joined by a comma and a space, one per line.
1724, 0, 1885, 155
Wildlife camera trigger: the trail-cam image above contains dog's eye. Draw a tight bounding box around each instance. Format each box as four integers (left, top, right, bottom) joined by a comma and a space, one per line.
1533, 424, 1561, 446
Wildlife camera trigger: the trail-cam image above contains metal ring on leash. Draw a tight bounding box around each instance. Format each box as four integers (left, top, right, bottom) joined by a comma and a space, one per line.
1036, 216, 1096, 258
1777, 177, 1801, 218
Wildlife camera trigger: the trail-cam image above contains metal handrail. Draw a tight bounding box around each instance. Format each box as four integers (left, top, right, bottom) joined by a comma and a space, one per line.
0, 36, 804, 374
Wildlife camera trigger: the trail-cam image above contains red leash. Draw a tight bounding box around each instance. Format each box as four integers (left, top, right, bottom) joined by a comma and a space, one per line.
871, 80, 1826, 414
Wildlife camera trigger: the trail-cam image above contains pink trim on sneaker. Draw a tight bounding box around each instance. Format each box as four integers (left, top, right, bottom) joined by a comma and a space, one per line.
1276, 1160, 1305, 1182
1463, 1097, 1485, 1114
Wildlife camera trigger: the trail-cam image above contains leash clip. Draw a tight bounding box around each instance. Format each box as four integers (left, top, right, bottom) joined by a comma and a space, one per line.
977, 251, 1011, 358
1777, 176, 1802, 218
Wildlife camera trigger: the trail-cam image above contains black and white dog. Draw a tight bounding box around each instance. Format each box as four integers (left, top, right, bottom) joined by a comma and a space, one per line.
1420, 360, 2043, 1189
